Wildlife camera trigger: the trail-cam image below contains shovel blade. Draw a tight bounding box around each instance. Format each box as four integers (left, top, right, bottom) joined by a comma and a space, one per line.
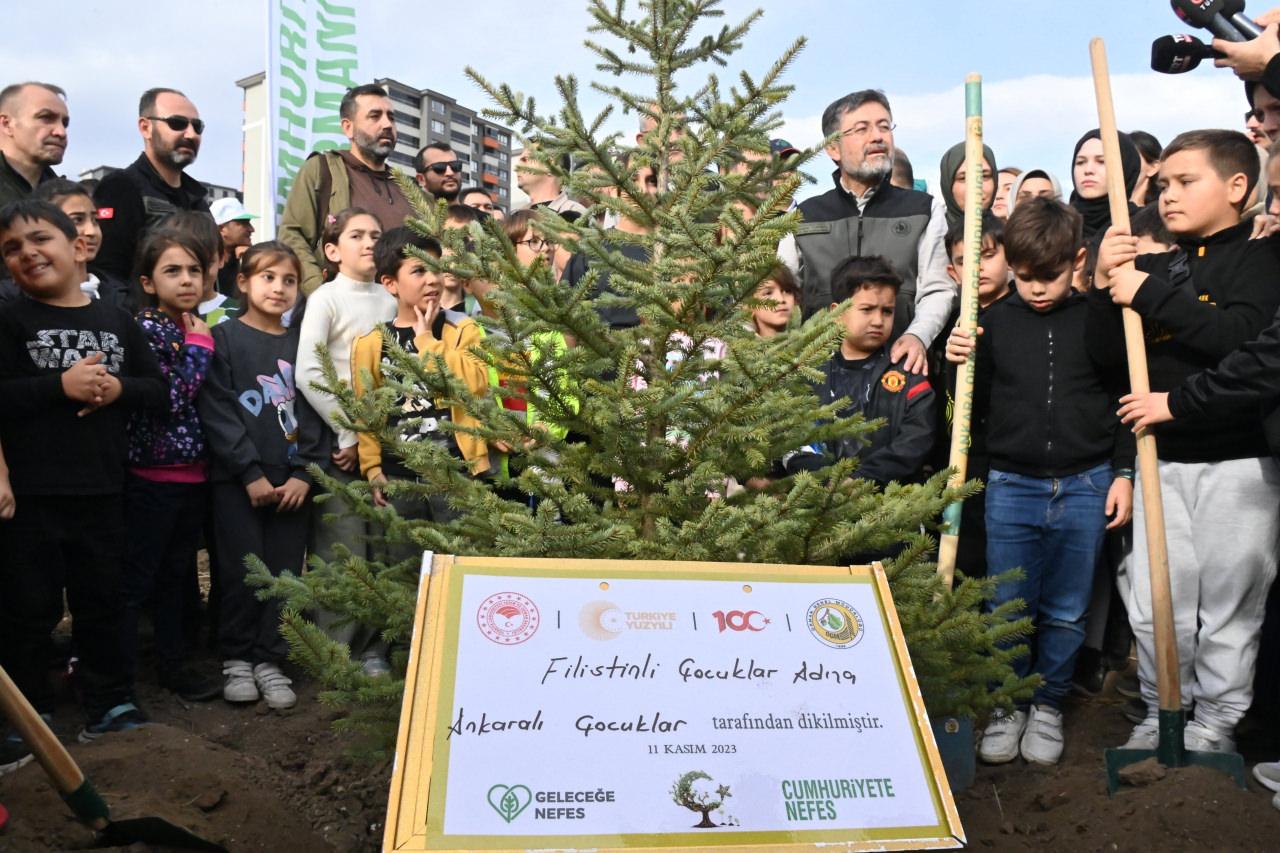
1104, 747, 1249, 795
94, 816, 226, 852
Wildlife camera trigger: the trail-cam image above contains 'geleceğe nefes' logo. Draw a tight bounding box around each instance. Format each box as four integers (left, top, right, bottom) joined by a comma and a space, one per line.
805, 598, 864, 649
477, 592, 540, 645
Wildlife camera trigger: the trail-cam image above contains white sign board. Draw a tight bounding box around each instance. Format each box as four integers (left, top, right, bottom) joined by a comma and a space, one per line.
385, 556, 963, 852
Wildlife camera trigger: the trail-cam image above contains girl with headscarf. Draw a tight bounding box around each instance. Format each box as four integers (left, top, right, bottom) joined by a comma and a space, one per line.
1070, 129, 1141, 241
939, 141, 998, 229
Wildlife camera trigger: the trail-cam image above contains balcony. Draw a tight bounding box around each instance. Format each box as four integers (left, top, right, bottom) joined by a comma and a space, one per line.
482, 170, 500, 186
482, 136, 500, 150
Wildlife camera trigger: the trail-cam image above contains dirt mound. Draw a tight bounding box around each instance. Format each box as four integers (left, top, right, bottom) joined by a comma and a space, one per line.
957, 692, 1280, 851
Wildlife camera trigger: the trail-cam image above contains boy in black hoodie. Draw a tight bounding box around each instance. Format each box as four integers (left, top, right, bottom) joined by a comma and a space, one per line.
1096, 129, 1280, 755
947, 197, 1133, 767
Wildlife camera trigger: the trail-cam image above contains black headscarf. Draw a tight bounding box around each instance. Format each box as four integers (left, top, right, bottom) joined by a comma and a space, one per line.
1069, 129, 1141, 239
939, 141, 998, 228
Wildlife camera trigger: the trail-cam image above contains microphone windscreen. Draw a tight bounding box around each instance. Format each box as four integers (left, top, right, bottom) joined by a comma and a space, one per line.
1151, 34, 1206, 73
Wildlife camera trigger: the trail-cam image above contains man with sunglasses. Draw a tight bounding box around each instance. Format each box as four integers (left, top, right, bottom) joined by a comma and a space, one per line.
414, 143, 463, 203
93, 88, 210, 281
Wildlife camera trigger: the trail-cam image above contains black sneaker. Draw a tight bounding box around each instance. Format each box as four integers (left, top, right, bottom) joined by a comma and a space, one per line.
0, 734, 33, 777
159, 666, 223, 702
79, 702, 148, 743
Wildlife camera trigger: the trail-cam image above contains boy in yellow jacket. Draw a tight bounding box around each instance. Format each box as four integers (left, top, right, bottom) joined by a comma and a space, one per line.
351, 227, 489, 527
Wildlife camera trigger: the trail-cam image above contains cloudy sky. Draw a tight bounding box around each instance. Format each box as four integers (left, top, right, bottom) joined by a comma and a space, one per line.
1, 0, 1258, 204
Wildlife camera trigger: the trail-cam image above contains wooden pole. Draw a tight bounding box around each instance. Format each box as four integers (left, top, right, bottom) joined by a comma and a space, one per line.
1089, 38, 1180, 714
937, 73, 984, 589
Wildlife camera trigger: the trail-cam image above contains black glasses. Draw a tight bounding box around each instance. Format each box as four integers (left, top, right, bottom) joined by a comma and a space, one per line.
145, 115, 205, 134
424, 161, 463, 175
517, 237, 550, 251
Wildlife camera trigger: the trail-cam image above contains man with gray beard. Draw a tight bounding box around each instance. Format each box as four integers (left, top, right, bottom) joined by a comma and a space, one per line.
779, 90, 953, 374
280, 83, 413, 294
94, 87, 210, 280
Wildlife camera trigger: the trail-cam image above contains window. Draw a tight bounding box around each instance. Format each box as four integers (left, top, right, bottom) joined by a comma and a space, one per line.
397, 130, 420, 149
388, 89, 419, 108
431, 101, 445, 115
450, 130, 470, 145
389, 151, 415, 167
457, 152, 471, 163
498, 169, 509, 182
499, 132, 510, 145
498, 187, 508, 198
430, 119, 445, 134
451, 110, 471, 126
498, 151, 509, 164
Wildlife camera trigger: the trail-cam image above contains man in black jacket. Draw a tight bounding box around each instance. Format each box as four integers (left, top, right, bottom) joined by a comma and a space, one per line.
0, 82, 66, 208
94, 88, 209, 280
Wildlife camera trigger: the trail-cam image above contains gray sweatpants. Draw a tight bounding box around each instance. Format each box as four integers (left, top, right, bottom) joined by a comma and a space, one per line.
309, 465, 386, 661
1118, 456, 1280, 732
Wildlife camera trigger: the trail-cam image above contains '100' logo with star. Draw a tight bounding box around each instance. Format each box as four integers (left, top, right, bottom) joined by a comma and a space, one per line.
476, 592, 540, 645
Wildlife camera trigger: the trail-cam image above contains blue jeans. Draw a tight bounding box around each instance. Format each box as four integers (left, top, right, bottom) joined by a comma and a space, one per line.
985, 463, 1112, 709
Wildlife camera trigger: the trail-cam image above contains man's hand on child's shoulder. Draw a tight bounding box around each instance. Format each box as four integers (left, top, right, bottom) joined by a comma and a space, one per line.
945, 325, 981, 365
891, 333, 928, 375
1096, 225, 1138, 290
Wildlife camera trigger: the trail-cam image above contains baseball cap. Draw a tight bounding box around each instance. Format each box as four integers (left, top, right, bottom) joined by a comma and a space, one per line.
770, 138, 800, 158
210, 197, 258, 226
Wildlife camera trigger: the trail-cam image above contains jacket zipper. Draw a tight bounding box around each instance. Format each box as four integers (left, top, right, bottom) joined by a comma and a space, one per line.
1045, 324, 1055, 465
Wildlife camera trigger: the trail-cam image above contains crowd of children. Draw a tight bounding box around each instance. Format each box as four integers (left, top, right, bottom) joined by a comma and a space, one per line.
3, 89, 1280, 820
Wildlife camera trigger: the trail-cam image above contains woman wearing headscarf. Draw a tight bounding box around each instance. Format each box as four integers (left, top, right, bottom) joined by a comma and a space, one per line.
939, 141, 998, 229
1070, 128, 1141, 241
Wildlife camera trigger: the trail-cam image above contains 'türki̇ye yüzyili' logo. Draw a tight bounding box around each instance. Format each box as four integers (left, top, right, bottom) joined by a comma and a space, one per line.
806, 598, 864, 649
476, 592, 540, 645
579, 600, 678, 640
487, 783, 532, 822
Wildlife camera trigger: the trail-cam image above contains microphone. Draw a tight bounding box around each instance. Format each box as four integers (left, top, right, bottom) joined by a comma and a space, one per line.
1172, 0, 1250, 42
1151, 33, 1223, 73
1222, 0, 1265, 38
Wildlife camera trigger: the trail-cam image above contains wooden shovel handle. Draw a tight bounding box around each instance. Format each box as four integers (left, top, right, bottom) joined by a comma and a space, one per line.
0, 664, 86, 793
1090, 37, 1181, 712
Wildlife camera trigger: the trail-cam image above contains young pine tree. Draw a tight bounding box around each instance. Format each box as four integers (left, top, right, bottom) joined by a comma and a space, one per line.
257, 0, 1036, 747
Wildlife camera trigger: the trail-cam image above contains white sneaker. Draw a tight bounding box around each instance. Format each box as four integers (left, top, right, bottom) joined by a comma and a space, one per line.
252, 662, 297, 710
1020, 704, 1065, 765
1184, 719, 1234, 753
1123, 717, 1159, 750
222, 660, 258, 703
979, 709, 1027, 764
361, 653, 391, 677
1253, 761, 1280, 792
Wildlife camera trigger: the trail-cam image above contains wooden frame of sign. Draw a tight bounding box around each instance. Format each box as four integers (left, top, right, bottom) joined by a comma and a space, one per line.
384, 555, 964, 852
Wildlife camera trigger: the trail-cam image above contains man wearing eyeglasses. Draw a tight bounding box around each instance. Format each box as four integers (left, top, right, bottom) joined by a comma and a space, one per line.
414, 143, 463, 203
778, 89, 954, 376
93, 88, 210, 281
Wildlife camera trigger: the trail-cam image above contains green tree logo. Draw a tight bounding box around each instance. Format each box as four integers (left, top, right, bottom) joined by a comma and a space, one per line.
671, 770, 732, 828
487, 784, 532, 823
